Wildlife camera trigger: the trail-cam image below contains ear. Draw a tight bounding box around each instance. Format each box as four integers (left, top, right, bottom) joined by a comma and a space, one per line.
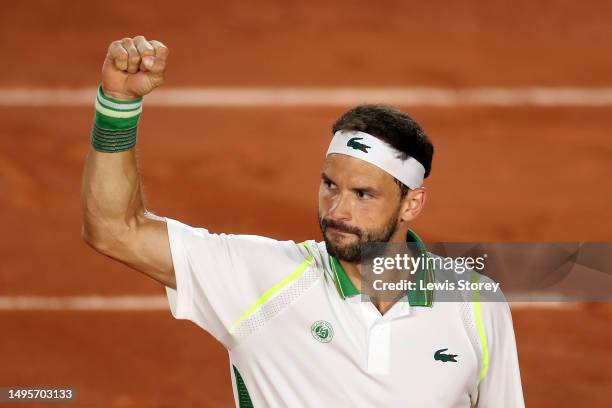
399, 187, 427, 223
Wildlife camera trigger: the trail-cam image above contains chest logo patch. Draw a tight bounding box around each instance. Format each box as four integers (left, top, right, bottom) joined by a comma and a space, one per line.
434, 348, 458, 362
311, 320, 334, 343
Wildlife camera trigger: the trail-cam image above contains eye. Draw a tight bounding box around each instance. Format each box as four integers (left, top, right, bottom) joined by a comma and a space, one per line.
356, 190, 371, 199
323, 179, 335, 189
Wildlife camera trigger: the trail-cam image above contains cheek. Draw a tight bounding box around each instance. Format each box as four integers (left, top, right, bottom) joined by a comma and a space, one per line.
318, 189, 334, 217
350, 200, 377, 224
317, 186, 326, 207
318, 184, 342, 208
354, 199, 396, 225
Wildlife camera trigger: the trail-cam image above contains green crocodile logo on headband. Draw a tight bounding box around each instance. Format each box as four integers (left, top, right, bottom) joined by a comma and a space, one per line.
347, 137, 371, 153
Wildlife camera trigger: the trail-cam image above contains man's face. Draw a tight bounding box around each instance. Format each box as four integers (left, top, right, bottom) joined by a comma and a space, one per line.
318, 154, 404, 263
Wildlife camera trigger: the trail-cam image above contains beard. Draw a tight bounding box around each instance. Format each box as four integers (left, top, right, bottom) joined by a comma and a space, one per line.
318, 207, 400, 263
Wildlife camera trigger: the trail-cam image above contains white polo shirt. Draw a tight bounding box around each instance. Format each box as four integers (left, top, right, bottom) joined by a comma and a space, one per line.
164, 217, 524, 407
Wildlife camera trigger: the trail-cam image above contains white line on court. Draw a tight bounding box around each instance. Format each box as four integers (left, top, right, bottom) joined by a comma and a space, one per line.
0, 296, 169, 311
0, 296, 582, 311
508, 302, 581, 310
2, 87, 612, 107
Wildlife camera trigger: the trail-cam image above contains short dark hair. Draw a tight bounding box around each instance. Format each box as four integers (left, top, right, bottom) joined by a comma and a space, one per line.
332, 104, 434, 196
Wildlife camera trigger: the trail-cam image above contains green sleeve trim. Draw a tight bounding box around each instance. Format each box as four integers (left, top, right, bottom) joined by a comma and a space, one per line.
233, 365, 254, 408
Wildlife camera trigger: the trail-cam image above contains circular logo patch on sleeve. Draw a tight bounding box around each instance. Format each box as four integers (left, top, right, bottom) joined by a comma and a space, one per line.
311, 320, 333, 343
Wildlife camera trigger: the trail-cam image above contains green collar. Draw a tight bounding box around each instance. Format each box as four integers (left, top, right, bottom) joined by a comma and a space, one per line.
328, 229, 434, 307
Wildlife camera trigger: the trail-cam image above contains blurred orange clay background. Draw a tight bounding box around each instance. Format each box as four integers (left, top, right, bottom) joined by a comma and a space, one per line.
0, 1, 611, 407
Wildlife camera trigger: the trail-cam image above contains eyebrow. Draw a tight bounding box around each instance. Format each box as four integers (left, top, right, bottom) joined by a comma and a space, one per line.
354, 186, 379, 195
321, 172, 333, 183
320, 172, 380, 195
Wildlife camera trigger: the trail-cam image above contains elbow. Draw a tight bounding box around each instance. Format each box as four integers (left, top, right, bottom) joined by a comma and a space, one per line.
80, 211, 145, 257
81, 224, 113, 255
81, 221, 130, 258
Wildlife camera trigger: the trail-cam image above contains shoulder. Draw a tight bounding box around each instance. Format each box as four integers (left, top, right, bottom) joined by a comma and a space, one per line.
426, 252, 515, 333
301, 239, 334, 278
165, 217, 315, 286
166, 217, 308, 258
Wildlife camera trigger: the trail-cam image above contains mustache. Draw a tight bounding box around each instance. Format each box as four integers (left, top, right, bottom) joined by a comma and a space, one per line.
320, 218, 362, 237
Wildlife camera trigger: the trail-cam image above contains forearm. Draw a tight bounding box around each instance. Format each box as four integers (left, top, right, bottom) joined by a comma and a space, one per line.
81, 146, 145, 248
79, 35, 174, 285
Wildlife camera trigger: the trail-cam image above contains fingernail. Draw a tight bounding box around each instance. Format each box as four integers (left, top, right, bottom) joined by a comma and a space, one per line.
143, 56, 155, 68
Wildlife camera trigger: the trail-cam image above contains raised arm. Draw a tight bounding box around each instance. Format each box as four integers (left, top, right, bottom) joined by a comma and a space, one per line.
81, 36, 176, 288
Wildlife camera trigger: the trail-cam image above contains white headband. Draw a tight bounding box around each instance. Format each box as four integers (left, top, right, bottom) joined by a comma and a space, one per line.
326, 130, 425, 189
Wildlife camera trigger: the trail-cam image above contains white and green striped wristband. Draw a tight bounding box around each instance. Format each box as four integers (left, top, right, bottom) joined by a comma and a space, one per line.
91, 85, 143, 152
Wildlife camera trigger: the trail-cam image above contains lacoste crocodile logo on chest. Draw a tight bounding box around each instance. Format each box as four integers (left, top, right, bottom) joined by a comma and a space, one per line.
434, 348, 458, 362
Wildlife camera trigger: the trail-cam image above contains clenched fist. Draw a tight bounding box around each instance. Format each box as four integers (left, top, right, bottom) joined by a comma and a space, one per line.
101, 36, 169, 101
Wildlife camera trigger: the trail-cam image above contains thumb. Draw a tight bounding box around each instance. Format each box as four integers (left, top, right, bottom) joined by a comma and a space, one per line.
142, 55, 166, 75
142, 56, 155, 70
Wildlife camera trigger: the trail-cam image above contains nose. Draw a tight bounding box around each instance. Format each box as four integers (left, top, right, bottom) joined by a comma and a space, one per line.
327, 191, 352, 222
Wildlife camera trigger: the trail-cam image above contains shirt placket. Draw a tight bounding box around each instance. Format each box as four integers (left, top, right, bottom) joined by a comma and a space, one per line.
360, 299, 411, 375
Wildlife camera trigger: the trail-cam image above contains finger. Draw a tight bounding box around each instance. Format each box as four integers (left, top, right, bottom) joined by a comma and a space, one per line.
149, 40, 169, 61
107, 41, 128, 71
121, 37, 140, 74
145, 40, 169, 73
133, 35, 155, 71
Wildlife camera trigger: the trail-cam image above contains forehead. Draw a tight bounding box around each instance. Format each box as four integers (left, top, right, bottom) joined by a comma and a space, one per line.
322, 154, 395, 187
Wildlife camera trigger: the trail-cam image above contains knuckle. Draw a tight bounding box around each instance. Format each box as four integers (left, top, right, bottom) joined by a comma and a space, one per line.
141, 46, 155, 55
112, 44, 126, 54
122, 40, 135, 50
151, 40, 168, 49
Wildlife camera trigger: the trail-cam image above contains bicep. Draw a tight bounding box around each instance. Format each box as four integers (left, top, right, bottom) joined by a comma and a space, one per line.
111, 213, 176, 288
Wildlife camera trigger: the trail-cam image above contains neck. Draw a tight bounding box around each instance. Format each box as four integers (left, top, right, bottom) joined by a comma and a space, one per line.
339, 227, 409, 314
339, 259, 404, 315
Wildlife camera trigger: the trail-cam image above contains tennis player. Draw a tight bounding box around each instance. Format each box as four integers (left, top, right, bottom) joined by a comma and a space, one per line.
82, 35, 524, 407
